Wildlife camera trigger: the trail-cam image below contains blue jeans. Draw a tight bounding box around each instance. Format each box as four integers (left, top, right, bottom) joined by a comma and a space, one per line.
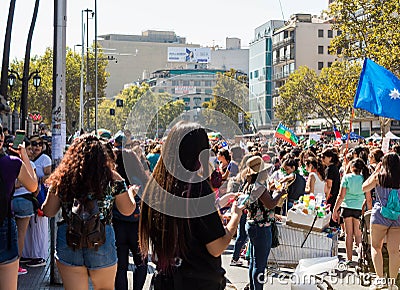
56, 223, 117, 270
232, 214, 248, 261
245, 223, 272, 290
0, 218, 18, 264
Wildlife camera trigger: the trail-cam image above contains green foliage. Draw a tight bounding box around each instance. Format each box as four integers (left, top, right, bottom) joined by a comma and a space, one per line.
328, 0, 400, 133
274, 66, 318, 127
202, 69, 250, 132
329, 0, 400, 75
98, 83, 185, 138
8, 45, 109, 134
274, 62, 361, 131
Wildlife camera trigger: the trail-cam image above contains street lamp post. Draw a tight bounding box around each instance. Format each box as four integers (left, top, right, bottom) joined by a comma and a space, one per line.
8, 69, 41, 131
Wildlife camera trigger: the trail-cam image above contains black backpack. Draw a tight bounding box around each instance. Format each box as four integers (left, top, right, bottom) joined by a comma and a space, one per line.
65, 198, 106, 251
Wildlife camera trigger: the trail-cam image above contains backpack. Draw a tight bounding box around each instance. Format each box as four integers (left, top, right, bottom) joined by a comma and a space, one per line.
65, 197, 106, 251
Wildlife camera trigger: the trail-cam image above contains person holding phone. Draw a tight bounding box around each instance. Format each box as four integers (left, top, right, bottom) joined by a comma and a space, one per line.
21, 136, 52, 267
0, 124, 37, 290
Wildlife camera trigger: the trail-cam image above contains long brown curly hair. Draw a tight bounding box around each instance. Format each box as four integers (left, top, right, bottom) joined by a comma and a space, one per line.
46, 134, 113, 201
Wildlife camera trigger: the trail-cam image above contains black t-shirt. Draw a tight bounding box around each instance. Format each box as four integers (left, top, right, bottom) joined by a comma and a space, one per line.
287, 173, 306, 202
179, 181, 227, 288
326, 164, 340, 204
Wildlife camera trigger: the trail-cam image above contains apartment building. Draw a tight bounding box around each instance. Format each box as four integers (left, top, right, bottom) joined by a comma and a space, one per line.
249, 20, 285, 130
271, 14, 337, 125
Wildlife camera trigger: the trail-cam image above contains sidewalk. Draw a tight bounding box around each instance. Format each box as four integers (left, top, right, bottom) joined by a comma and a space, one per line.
18, 237, 377, 290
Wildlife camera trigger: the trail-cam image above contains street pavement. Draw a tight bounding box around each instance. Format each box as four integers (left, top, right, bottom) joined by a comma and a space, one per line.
135, 239, 375, 290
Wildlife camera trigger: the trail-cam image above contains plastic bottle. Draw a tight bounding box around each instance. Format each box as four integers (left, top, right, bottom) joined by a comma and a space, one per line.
308, 194, 316, 214
303, 194, 310, 208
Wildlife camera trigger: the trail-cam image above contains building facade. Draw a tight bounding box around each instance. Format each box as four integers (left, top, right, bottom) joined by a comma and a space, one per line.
271, 14, 337, 125
249, 20, 285, 130
98, 30, 200, 98
150, 68, 225, 113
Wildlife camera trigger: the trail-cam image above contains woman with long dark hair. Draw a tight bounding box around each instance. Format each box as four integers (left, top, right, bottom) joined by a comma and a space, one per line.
42, 135, 136, 290
139, 121, 243, 289
321, 148, 341, 228
363, 153, 400, 289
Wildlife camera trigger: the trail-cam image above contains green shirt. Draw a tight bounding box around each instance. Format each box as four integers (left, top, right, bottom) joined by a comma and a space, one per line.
340, 173, 365, 210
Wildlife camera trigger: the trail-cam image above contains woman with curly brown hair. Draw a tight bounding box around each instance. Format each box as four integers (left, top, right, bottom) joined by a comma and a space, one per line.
42, 134, 136, 290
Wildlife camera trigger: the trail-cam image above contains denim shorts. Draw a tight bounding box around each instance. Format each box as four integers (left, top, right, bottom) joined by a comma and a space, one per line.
55, 223, 117, 270
12, 196, 35, 218
0, 218, 19, 264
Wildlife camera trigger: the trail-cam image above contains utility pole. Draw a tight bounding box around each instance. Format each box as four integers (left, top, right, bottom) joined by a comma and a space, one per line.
79, 10, 85, 132
84, 8, 93, 130
50, 0, 66, 284
94, 0, 98, 135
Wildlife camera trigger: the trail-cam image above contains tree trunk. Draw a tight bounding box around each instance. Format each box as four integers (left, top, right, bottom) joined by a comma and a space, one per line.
0, 0, 16, 100
20, 0, 40, 130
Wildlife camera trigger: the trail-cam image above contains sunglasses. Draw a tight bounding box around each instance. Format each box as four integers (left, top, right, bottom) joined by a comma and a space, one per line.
31, 141, 43, 147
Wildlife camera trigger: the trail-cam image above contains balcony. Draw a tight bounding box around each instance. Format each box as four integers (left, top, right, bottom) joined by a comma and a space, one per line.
272, 37, 295, 50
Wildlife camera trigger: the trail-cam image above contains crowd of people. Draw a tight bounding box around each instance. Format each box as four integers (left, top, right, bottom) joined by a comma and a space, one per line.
0, 122, 399, 290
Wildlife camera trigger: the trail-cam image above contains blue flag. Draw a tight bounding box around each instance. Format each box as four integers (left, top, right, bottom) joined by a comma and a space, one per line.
354, 58, 400, 120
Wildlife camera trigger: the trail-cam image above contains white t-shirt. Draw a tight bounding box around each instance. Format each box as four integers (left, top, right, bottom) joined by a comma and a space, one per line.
14, 161, 36, 197
33, 153, 51, 179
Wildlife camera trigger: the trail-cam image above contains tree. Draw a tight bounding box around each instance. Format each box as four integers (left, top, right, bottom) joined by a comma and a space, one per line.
329, 0, 400, 134
274, 62, 361, 131
202, 69, 250, 133
98, 83, 185, 138
315, 60, 362, 130
329, 0, 400, 73
8, 46, 109, 135
274, 66, 318, 127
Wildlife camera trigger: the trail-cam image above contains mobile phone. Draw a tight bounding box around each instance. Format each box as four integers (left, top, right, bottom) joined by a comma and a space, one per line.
237, 194, 250, 206
12, 130, 25, 149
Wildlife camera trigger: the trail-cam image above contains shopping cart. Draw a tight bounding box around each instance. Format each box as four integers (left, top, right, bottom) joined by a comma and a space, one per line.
267, 220, 338, 289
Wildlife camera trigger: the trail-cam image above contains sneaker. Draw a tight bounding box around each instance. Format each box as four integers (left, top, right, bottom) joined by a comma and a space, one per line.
18, 266, 28, 275
26, 258, 46, 267
230, 258, 244, 266
19, 257, 32, 264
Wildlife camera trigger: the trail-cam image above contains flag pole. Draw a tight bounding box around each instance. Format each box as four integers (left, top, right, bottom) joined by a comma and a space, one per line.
346, 108, 355, 152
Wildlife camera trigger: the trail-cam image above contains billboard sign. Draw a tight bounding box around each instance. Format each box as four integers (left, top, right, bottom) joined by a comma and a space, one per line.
175, 86, 196, 94
168, 47, 211, 63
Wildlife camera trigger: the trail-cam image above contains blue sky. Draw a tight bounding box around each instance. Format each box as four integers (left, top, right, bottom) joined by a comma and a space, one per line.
0, 0, 328, 60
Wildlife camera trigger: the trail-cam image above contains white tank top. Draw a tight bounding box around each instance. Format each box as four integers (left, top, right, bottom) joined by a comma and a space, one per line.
309, 172, 325, 198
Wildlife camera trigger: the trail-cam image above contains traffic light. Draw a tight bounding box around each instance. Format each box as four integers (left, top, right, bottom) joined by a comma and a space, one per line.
116, 99, 123, 107
110, 108, 115, 116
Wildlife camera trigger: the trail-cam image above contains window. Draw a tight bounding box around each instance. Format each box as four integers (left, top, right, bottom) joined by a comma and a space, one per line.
172, 80, 179, 86
194, 80, 200, 86
205, 88, 212, 94
337, 30, 342, 36
254, 70, 259, 78
328, 30, 333, 38
204, 80, 212, 87
318, 46, 324, 54
318, 62, 324, 70
328, 62, 332, 68
318, 29, 324, 38
171, 88, 175, 94
196, 88, 202, 94
158, 88, 165, 93
250, 72, 253, 79
182, 80, 189, 86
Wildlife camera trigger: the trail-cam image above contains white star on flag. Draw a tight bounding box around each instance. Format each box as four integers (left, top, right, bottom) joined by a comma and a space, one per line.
389, 88, 400, 100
